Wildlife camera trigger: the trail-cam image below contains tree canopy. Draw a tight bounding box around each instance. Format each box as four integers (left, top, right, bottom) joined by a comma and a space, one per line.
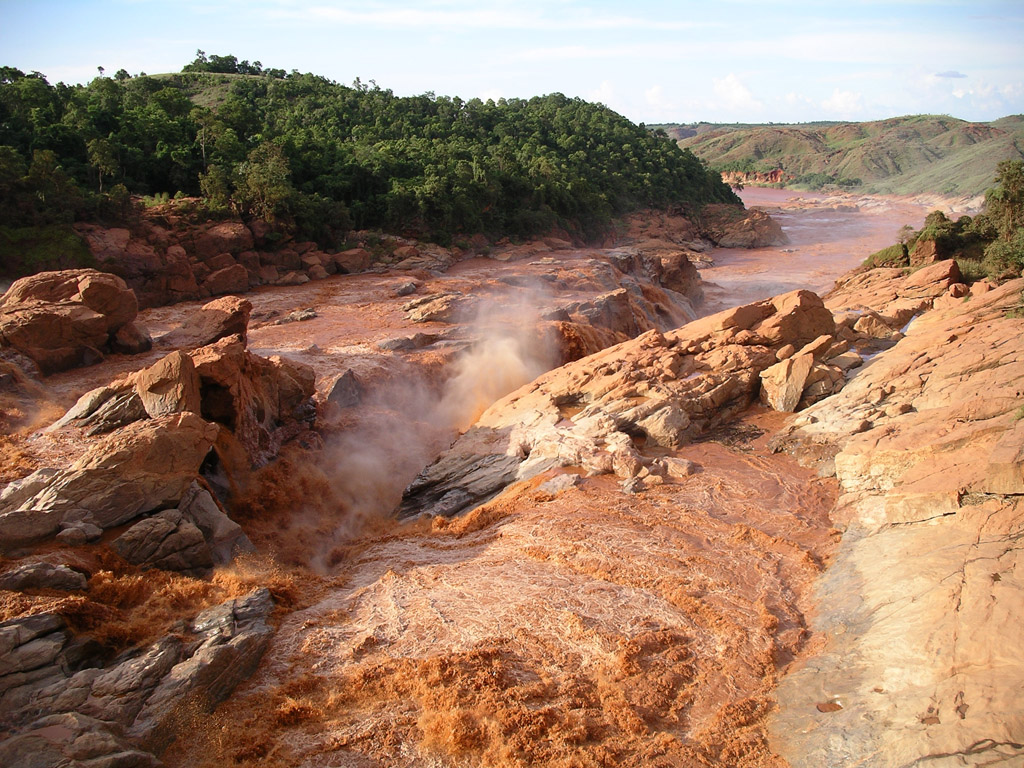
0, 56, 738, 263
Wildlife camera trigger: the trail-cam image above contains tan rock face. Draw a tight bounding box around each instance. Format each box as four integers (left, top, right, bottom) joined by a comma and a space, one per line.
760, 353, 814, 412
769, 276, 1024, 766
0, 412, 219, 550
0, 270, 139, 374
133, 350, 201, 418
400, 289, 835, 518
161, 296, 252, 348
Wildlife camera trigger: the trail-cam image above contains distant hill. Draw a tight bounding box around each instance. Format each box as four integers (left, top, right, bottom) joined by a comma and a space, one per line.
652, 115, 1024, 200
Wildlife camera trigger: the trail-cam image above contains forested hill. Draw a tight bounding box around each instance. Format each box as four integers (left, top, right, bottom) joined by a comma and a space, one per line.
0, 56, 737, 261
654, 115, 1024, 199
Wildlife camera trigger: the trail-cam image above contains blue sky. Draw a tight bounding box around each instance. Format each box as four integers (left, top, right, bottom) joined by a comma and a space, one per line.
2, 0, 1022, 124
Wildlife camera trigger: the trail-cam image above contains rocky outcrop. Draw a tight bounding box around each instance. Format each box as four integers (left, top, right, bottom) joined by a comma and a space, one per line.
399, 288, 835, 518
0, 270, 145, 374
75, 218, 357, 308
0, 590, 274, 764
0, 413, 219, 552
701, 204, 790, 248
52, 330, 314, 471
403, 292, 470, 324
768, 274, 1024, 766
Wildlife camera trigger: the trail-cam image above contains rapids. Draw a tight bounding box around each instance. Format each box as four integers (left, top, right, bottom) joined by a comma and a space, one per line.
148, 192, 936, 766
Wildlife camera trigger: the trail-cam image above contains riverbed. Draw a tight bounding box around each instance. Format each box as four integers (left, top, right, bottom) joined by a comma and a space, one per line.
700, 187, 944, 314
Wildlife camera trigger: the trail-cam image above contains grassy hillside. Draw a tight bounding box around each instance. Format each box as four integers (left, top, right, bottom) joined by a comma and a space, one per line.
658, 115, 1024, 199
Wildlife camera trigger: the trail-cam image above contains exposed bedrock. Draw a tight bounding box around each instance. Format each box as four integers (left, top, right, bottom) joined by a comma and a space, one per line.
399, 288, 836, 518
768, 274, 1024, 766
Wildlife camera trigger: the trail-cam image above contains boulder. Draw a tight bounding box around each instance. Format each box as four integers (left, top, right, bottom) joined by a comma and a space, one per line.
0, 413, 219, 551
404, 292, 467, 323
206, 252, 237, 271
192, 221, 254, 259
898, 259, 963, 300
702, 205, 789, 248
760, 353, 815, 412
202, 264, 249, 296
754, 290, 836, 346
658, 253, 703, 302
177, 481, 252, 564
327, 369, 364, 409
0, 270, 139, 374
333, 248, 371, 273
276, 271, 310, 286
134, 350, 202, 418
852, 311, 897, 339
110, 321, 153, 355
112, 509, 213, 574
0, 562, 87, 592
161, 296, 252, 348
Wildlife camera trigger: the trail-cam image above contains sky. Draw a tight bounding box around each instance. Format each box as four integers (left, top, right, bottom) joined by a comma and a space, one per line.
2, 0, 1022, 125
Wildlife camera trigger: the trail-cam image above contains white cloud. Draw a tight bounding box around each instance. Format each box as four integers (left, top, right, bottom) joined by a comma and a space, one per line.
712, 73, 763, 112
821, 88, 864, 118
587, 80, 616, 107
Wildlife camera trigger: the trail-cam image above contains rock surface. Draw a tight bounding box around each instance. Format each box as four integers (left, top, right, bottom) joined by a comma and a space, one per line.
400, 288, 835, 518
0, 412, 219, 551
768, 274, 1024, 766
0, 590, 274, 764
0, 270, 139, 374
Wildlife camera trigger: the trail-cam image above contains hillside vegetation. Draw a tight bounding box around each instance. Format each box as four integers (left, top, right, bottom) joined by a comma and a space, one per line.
0, 54, 737, 275
861, 159, 1024, 281
659, 115, 1024, 199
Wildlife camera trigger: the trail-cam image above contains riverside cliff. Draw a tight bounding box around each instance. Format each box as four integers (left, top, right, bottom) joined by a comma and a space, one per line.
0, 211, 1021, 766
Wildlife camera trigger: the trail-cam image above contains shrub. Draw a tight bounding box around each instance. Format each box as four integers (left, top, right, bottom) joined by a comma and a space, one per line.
863, 243, 908, 269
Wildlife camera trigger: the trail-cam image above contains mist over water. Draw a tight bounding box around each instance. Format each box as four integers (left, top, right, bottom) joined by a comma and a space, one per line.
308, 291, 556, 565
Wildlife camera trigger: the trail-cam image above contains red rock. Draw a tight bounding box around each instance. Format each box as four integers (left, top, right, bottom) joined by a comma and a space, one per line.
948, 282, 969, 298
162, 296, 252, 349
133, 350, 202, 418
203, 264, 249, 296
110, 321, 153, 355
0, 270, 139, 374
206, 252, 237, 271
333, 248, 371, 274
760, 352, 815, 412
193, 222, 254, 259
898, 259, 963, 299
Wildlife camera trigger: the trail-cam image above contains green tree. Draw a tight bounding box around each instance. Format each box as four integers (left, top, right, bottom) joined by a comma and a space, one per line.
234, 142, 294, 221
985, 159, 1024, 239
86, 137, 118, 192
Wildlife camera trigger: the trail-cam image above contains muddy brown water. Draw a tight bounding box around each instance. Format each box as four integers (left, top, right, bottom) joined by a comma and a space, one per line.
21, 190, 946, 766
158, 191, 944, 766
700, 187, 945, 313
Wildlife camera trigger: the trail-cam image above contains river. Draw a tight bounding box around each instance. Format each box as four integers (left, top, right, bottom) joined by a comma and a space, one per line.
700, 187, 944, 314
